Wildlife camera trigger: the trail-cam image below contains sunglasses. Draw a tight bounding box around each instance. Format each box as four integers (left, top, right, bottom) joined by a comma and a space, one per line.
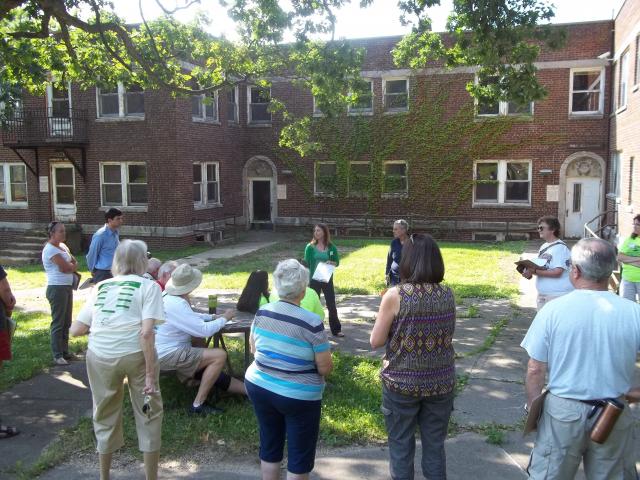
537, 225, 546, 231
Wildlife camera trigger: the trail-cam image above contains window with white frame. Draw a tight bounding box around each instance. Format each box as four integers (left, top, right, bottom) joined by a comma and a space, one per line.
383, 161, 408, 195
349, 80, 373, 114
609, 152, 621, 197
477, 76, 533, 116
349, 161, 370, 197
473, 160, 531, 205
97, 82, 145, 118
312, 96, 323, 116
191, 91, 218, 122
619, 51, 630, 110
383, 78, 408, 112
193, 162, 220, 206
569, 68, 604, 115
248, 86, 271, 123
227, 87, 238, 123
0, 163, 27, 206
315, 161, 337, 195
100, 163, 148, 206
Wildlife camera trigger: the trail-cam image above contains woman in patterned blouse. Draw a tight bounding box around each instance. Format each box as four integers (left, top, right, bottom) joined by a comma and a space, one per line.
371, 233, 456, 480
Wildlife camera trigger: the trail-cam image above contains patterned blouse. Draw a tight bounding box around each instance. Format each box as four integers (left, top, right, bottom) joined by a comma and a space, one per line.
380, 282, 456, 397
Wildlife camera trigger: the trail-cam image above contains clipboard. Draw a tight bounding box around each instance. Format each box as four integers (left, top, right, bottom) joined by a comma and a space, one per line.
523, 389, 549, 435
312, 262, 335, 283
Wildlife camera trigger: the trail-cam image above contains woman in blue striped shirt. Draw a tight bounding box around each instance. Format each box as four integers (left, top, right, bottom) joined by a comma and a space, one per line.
245, 259, 333, 480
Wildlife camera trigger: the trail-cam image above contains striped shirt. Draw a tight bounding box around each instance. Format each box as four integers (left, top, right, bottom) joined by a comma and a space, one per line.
245, 300, 330, 401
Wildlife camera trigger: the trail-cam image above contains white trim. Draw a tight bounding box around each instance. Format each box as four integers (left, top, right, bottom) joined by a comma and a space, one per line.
191, 90, 219, 123
99, 162, 148, 207
227, 86, 239, 123
247, 85, 271, 125
314, 161, 337, 196
382, 160, 409, 197
348, 79, 374, 115
568, 67, 605, 116
0, 163, 28, 207
473, 159, 532, 206
193, 161, 221, 207
96, 81, 145, 119
474, 75, 534, 117
382, 76, 409, 112
618, 50, 630, 110
248, 177, 273, 223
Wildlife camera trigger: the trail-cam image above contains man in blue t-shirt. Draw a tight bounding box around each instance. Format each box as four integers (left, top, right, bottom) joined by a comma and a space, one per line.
86, 208, 123, 284
521, 238, 640, 479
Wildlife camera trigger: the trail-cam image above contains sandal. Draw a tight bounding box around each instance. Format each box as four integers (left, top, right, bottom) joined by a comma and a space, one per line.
0, 425, 19, 439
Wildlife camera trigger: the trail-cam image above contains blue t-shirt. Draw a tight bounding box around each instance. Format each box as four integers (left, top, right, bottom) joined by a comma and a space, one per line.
245, 300, 330, 401
521, 289, 640, 399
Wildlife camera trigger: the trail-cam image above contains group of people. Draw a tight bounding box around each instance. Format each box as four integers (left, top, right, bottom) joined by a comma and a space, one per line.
0, 210, 639, 480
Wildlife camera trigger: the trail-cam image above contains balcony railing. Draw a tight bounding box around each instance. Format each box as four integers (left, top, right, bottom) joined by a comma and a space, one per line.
1, 108, 89, 147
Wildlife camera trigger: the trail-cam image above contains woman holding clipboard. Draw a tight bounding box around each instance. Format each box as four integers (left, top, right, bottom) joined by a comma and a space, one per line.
304, 224, 343, 337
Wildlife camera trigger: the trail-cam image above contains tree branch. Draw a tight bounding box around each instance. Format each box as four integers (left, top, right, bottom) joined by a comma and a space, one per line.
154, 0, 201, 15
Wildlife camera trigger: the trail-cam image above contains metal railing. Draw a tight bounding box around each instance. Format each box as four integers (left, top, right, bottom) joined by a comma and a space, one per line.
583, 210, 620, 292
1, 108, 89, 146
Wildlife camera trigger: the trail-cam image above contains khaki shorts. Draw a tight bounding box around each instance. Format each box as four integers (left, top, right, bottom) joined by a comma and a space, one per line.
158, 345, 204, 382
86, 349, 163, 454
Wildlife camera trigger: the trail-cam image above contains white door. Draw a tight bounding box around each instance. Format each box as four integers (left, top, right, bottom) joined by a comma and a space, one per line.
52, 164, 76, 221
565, 177, 601, 238
47, 84, 72, 136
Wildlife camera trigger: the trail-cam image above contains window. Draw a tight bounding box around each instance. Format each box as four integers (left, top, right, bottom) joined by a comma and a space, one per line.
191, 91, 218, 122
248, 86, 271, 124
349, 162, 370, 197
569, 68, 604, 115
100, 163, 148, 206
383, 161, 408, 195
349, 80, 373, 114
473, 160, 531, 205
0, 164, 27, 206
193, 162, 220, 206
227, 87, 238, 123
314, 162, 337, 195
312, 96, 324, 116
609, 152, 621, 198
383, 78, 408, 112
619, 51, 630, 110
477, 77, 533, 116
97, 82, 145, 118
48, 84, 71, 118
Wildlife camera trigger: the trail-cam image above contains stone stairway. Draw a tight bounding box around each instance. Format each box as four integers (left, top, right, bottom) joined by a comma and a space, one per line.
0, 230, 47, 266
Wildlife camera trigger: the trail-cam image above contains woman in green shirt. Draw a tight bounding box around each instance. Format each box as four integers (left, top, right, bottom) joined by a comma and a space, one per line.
618, 214, 640, 302
304, 224, 343, 337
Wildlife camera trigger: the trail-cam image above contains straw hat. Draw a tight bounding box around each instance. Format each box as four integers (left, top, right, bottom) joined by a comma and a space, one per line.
165, 264, 203, 296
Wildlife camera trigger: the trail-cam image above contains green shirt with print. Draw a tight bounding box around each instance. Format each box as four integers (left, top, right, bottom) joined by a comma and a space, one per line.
620, 236, 640, 282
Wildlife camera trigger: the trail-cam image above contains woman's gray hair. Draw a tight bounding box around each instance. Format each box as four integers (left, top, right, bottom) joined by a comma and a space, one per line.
394, 219, 409, 231
273, 259, 309, 302
571, 238, 617, 283
112, 239, 149, 276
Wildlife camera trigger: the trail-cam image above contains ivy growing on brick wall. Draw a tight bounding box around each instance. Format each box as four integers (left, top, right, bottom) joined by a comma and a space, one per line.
278, 79, 565, 214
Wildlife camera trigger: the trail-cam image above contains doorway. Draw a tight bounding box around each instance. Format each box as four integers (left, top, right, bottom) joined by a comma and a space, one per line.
564, 177, 601, 238
250, 179, 272, 223
51, 164, 76, 222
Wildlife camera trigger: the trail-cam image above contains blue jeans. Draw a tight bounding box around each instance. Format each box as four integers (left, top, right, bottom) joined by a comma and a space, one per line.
246, 380, 322, 474
382, 385, 454, 480
620, 279, 640, 302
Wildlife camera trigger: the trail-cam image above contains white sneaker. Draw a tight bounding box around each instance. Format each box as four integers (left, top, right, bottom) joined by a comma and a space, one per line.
54, 357, 69, 366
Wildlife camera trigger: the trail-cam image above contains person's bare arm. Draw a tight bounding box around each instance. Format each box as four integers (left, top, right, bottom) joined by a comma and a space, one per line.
0, 277, 16, 310
532, 267, 564, 278
525, 358, 547, 408
315, 350, 333, 376
625, 386, 640, 403
140, 318, 158, 394
50, 253, 78, 273
70, 321, 90, 337
370, 288, 400, 349
618, 253, 640, 265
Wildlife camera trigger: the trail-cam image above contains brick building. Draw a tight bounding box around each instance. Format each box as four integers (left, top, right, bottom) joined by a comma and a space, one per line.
0, 11, 633, 249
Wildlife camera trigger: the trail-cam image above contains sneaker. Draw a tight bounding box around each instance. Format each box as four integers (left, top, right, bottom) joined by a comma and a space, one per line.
54, 357, 69, 366
188, 404, 224, 416
63, 352, 79, 361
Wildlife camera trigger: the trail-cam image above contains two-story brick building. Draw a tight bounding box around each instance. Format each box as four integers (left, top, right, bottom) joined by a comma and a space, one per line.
0, 13, 629, 249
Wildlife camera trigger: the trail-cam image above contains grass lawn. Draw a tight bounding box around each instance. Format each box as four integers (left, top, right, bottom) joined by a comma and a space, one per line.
201, 239, 525, 300
3, 238, 525, 471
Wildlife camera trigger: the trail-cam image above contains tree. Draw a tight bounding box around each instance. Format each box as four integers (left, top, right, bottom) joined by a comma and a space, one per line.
0, 0, 564, 153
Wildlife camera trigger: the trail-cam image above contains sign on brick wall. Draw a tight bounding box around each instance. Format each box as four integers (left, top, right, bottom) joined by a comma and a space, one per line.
546, 185, 559, 202
277, 184, 287, 200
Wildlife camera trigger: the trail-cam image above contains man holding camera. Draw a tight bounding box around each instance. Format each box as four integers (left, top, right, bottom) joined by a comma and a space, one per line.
521, 238, 640, 479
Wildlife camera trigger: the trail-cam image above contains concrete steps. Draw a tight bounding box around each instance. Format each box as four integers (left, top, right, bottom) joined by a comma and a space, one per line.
0, 230, 47, 266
